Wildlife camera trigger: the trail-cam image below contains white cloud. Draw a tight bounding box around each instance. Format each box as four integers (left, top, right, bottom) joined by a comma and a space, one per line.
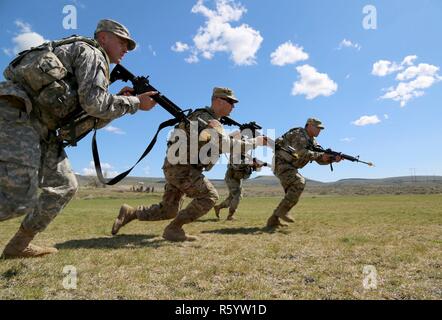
185, 52, 199, 63
270, 41, 309, 66
352, 115, 381, 126
292, 64, 338, 99
3, 20, 47, 56
171, 41, 189, 52
372, 60, 402, 77
381, 75, 440, 107
384, 114, 389, 119
147, 44, 157, 56
340, 137, 355, 143
338, 39, 361, 51
396, 63, 439, 81
15, 20, 32, 33
373, 55, 441, 107
82, 161, 118, 178
173, 0, 263, 66
372, 55, 418, 77
401, 55, 417, 66
104, 125, 125, 135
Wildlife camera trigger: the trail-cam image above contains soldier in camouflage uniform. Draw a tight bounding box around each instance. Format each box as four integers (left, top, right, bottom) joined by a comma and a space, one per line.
111, 87, 268, 241
267, 118, 342, 228
0, 19, 158, 258
214, 156, 265, 220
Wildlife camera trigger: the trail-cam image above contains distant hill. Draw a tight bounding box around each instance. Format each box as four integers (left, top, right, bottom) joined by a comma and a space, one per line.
75, 174, 442, 196
76, 174, 442, 187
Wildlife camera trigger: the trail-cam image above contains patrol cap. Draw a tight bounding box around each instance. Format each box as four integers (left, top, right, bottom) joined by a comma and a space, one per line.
306, 117, 325, 129
212, 87, 239, 103
95, 19, 136, 51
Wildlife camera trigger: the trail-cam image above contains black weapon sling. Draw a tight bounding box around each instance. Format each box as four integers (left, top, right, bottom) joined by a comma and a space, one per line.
92, 117, 179, 185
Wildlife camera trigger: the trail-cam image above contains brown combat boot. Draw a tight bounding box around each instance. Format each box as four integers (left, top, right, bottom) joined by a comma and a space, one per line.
277, 213, 295, 223
266, 215, 288, 228
214, 205, 221, 219
226, 210, 236, 221
273, 201, 295, 223
162, 219, 198, 242
111, 204, 138, 235
2, 226, 58, 259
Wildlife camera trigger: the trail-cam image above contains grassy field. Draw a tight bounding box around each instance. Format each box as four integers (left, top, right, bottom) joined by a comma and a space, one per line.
0, 193, 441, 299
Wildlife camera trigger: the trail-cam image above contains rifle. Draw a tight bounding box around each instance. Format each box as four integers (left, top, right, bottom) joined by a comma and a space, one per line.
306, 144, 374, 171
110, 63, 191, 122
219, 117, 262, 138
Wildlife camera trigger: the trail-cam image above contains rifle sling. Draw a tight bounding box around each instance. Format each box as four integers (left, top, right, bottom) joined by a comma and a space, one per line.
92, 117, 180, 185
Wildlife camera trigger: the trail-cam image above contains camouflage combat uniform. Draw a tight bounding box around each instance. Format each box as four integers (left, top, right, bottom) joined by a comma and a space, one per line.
214, 161, 253, 219
0, 37, 139, 234
113, 105, 258, 240
269, 127, 329, 225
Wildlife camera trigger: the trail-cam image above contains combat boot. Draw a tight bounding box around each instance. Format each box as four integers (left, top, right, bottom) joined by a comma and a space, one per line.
1, 226, 58, 259
276, 213, 295, 223
273, 200, 295, 223
214, 205, 221, 219
226, 210, 236, 221
111, 204, 138, 235
266, 215, 288, 228
162, 219, 198, 242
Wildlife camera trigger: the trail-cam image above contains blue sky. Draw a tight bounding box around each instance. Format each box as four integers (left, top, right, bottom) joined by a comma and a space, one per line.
1, 0, 441, 182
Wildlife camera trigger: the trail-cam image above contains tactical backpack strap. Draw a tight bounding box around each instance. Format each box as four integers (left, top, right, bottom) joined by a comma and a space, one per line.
53, 35, 110, 78
92, 117, 180, 185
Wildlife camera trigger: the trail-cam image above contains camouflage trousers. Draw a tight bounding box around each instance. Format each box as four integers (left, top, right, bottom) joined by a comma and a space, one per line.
0, 101, 78, 232
217, 167, 250, 213
136, 162, 219, 224
272, 161, 306, 217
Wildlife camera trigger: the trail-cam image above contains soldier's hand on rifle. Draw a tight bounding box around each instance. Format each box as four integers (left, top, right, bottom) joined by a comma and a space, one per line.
322, 154, 343, 163
208, 119, 222, 128
334, 155, 343, 162
118, 86, 135, 96
138, 91, 158, 111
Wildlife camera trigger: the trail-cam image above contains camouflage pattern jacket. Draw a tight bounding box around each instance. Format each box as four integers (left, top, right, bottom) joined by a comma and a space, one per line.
165, 107, 257, 171
274, 127, 329, 169
0, 37, 139, 143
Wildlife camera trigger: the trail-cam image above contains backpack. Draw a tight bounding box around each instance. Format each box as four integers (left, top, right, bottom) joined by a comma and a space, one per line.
3, 35, 108, 135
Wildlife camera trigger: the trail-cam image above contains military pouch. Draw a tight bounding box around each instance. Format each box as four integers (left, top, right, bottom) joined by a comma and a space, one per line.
34, 79, 79, 129
4, 45, 67, 93
58, 114, 110, 147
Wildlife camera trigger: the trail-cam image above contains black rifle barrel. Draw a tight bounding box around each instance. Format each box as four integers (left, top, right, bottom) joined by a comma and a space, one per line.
307, 144, 373, 166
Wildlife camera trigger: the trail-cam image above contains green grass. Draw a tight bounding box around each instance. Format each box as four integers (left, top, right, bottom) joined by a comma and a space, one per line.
0, 194, 441, 299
